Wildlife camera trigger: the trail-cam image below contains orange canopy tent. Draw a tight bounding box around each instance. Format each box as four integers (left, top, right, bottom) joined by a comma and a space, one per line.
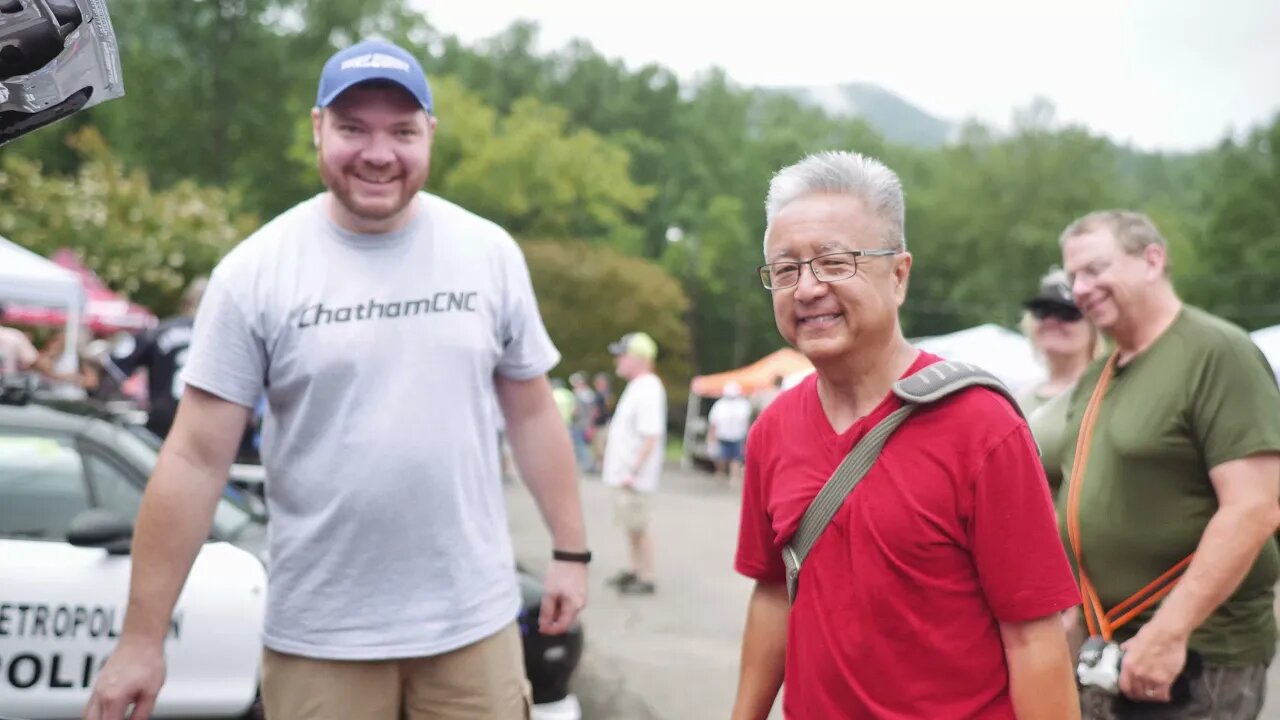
682, 348, 814, 468
689, 348, 813, 398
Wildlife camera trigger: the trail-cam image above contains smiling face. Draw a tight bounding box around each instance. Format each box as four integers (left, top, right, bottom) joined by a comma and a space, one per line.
1062, 228, 1167, 334
312, 82, 436, 233
763, 193, 910, 364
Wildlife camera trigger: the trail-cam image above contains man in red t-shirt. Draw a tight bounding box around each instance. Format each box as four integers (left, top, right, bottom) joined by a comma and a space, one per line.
731, 150, 1082, 720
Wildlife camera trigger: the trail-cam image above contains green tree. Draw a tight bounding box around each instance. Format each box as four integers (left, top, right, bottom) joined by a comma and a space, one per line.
522, 240, 691, 411
0, 129, 257, 314
902, 104, 1131, 336
438, 97, 654, 244
1184, 115, 1280, 329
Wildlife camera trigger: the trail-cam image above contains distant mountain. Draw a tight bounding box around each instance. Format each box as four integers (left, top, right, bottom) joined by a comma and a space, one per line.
769, 83, 953, 148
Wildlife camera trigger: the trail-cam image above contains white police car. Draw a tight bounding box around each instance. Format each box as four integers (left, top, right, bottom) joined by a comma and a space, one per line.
0, 391, 582, 720
0, 400, 267, 719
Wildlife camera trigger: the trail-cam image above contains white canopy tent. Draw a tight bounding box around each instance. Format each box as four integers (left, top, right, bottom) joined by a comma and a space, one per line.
1251, 324, 1280, 380
0, 235, 85, 373
912, 323, 1043, 397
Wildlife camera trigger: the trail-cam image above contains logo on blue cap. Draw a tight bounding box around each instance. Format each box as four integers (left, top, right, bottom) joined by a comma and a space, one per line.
316, 39, 433, 113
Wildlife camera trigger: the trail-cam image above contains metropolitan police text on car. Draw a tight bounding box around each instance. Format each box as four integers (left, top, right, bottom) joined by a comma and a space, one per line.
0, 602, 181, 690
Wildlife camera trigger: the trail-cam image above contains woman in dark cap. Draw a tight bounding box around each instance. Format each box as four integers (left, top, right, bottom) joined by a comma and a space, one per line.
1020, 267, 1103, 497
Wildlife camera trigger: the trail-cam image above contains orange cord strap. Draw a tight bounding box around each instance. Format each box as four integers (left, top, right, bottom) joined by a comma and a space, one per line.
1065, 354, 1194, 642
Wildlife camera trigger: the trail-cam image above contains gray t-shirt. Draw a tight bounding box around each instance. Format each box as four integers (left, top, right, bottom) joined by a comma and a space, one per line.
182, 193, 559, 659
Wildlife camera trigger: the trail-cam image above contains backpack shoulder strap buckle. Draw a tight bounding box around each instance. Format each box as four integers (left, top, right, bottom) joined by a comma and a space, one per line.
893, 360, 1022, 417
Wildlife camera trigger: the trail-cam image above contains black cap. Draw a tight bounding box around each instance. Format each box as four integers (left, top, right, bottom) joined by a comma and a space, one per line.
1024, 270, 1077, 313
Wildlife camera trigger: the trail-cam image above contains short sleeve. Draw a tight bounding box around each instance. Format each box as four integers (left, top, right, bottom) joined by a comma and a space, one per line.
970, 423, 1081, 622
494, 237, 560, 380
734, 426, 786, 583
179, 272, 267, 409
1190, 338, 1280, 469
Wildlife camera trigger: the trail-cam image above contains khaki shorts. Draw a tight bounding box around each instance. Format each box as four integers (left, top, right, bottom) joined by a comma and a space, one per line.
614, 486, 649, 532
261, 622, 531, 720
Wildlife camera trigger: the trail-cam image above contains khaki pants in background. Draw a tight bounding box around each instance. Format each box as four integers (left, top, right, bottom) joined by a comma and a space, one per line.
261, 622, 531, 720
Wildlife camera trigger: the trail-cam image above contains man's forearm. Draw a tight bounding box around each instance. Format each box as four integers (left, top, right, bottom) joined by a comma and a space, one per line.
1001, 614, 1080, 720
507, 398, 587, 551
1148, 502, 1279, 640
732, 582, 788, 720
121, 445, 230, 645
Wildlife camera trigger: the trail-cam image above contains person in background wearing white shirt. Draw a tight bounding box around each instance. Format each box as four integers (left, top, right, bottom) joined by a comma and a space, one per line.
708, 381, 753, 484
602, 331, 666, 596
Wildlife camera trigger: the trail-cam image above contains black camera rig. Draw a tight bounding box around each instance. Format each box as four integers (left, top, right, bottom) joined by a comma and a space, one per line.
0, 0, 124, 146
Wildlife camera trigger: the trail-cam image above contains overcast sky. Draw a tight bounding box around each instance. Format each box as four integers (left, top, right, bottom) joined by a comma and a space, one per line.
416, 0, 1280, 152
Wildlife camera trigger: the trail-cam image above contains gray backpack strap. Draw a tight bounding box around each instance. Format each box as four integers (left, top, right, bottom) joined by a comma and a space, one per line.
782, 361, 1018, 603
893, 360, 1023, 419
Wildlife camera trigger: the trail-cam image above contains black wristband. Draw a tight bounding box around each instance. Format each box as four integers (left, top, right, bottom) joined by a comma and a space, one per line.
553, 549, 592, 564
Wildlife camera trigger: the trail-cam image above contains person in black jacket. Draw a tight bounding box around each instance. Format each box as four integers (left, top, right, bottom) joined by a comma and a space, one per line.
107, 277, 206, 438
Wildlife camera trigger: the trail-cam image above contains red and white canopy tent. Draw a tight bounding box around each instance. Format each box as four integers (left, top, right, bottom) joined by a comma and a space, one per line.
3, 248, 157, 334
0, 236, 84, 373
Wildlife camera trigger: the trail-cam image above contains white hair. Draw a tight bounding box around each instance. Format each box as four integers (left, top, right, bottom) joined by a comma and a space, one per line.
764, 150, 907, 250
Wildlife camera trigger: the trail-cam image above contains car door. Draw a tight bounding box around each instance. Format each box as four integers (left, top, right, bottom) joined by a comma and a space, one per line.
0, 426, 267, 720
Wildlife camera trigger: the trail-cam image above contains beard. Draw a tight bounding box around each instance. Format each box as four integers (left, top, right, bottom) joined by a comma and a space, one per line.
317, 155, 428, 224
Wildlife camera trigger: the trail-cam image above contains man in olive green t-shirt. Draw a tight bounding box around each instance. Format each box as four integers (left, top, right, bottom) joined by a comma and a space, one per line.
1057, 210, 1280, 720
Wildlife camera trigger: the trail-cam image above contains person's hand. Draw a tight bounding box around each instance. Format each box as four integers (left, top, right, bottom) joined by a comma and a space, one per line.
84, 638, 166, 720
620, 473, 636, 489
539, 559, 588, 635
1119, 623, 1188, 703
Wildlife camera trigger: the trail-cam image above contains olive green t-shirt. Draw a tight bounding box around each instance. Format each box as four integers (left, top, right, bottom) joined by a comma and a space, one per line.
1028, 386, 1073, 500
1056, 305, 1280, 666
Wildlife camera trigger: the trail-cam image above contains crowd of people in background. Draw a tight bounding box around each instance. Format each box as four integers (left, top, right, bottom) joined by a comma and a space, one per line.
0, 277, 267, 462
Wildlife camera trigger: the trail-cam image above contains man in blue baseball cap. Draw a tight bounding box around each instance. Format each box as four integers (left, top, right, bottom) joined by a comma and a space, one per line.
308, 38, 437, 234
85, 38, 589, 720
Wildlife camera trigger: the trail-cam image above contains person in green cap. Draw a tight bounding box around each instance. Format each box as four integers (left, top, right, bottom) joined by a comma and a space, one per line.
1058, 210, 1280, 719
602, 331, 666, 595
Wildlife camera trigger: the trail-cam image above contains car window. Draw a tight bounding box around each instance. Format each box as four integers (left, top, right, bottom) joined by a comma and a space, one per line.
89, 421, 259, 541
0, 432, 90, 540
85, 452, 144, 521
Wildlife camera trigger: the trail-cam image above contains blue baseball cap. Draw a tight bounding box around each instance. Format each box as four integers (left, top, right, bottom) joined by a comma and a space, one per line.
315, 39, 433, 113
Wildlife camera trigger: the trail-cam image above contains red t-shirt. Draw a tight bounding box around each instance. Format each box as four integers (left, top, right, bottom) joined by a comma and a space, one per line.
735, 352, 1080, 719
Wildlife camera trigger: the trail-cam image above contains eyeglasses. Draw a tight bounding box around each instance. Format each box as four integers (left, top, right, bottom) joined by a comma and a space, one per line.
757, 250, 899, 290
1030, 304, 1083, 323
